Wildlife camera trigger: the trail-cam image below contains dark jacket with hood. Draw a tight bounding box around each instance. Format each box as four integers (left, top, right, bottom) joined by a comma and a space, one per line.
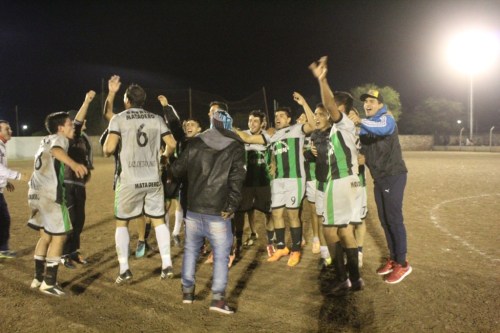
170, 127, 246, 216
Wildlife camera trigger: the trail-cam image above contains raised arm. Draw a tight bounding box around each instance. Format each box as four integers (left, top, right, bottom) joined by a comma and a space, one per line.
309, 56, 341, 122
75, 90, 96, 123
158, 95, 185, 143
234, 128, 266, 145
292, 91, 315, 134
103, 75, 121, 122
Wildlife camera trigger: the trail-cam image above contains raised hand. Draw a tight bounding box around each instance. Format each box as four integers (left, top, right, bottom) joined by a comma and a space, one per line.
309, 56, 328, 80
157, 95, 168, 107
108, 75, 121, 94
293, 91, 306, 106
86, 90, 96, 103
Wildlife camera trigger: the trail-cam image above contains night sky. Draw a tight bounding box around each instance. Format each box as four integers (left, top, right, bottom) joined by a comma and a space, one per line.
1, 0, 499, 134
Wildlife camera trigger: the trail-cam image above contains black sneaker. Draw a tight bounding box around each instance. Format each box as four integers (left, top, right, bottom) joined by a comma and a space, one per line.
183, 292, 194, 304
71, 252, 88, 265
351, 278, 365, 291
160, 266, 174, 279
115, 269, 133, 284
328, 278, 352, 296
0, 250, 17, 259
61, 255, 76, 269
209, 300, 235, 314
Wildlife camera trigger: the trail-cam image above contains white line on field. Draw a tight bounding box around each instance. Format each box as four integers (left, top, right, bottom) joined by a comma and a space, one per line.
429, 193, 500, 263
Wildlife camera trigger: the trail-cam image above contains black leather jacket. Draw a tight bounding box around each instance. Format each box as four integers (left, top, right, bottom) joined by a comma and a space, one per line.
170, 128, 246, 216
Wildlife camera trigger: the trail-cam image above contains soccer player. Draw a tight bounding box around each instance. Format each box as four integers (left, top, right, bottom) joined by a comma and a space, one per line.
0, 120, 26, 259
348, 88, 412, 284
28, 112, 88, 296
233, 110, 275, 259
310, 56, 363, 294
102, 75, 176, 283
61, 90, 96, 269
236, 93, 315, 267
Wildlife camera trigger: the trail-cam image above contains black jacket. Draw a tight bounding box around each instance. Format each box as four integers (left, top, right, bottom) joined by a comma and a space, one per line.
170, 127, 246, 216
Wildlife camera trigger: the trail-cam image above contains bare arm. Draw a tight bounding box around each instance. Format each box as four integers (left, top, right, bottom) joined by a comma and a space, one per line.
103, 75, 121, 121
162, 134, 177, 159
292, 91, 315, 134
234, 129, 266, 145
309, 56, 341, 122
75, 90, 96, 123
51, 147, 88, 178
103, 133, 120, 157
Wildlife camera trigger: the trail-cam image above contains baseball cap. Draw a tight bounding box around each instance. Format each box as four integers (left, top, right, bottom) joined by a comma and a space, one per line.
211, 110, 233, 130
360, 89, 384, 103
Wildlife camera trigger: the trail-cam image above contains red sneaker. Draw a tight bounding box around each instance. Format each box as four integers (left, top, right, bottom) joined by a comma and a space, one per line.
385, 262, 412, 284
376, 258, 395, 275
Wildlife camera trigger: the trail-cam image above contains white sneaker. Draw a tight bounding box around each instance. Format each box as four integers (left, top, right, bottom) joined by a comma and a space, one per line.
30, 278, 42, 289
39, 281, 65, 297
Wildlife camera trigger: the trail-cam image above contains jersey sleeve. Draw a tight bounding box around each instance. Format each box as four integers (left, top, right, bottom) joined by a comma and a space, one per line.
159, 115, 172, 137
108, 114, 121, 136
52, 134, 69, 151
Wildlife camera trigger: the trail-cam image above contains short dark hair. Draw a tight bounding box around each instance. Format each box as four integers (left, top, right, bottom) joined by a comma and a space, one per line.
209, 101, 228, 112
125, 84, 147, 108
249, 110, 266, 123
45, 112, 70, 134
334, 91, 354, 112
275, 106, 292, 119
0, 120, 9, 126
185, 118, 203, 130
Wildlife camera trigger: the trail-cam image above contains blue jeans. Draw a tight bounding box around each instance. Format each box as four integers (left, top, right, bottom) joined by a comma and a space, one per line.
182, 211, 233, 297
374, 173, 408, 265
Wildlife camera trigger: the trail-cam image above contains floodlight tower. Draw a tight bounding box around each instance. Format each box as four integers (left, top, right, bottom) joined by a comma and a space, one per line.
446, 28, 500, 140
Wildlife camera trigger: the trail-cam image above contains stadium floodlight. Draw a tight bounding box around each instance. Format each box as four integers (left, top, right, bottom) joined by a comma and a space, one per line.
446, 28, 500, 140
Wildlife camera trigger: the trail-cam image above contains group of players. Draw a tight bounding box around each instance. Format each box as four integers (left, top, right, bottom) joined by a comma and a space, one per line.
0, 55, 411, 302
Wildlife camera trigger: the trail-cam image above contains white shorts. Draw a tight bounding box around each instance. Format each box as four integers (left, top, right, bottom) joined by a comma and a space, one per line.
27, 193, 72, 235
238, 186, 272, 213
114, 180, 165, 220
315, 184, 325, 217
305, 180, 317, 203
352, 185, 368, 224
322, 175, 359, 227
271, 178, 305, 209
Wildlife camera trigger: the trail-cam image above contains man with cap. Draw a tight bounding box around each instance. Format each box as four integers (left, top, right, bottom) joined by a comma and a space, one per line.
61, 90, 95, 269
171, 110, 246, 314
348, 89, 412, 284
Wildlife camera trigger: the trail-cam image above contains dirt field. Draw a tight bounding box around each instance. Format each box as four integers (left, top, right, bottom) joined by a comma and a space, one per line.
0, 151, 499, 333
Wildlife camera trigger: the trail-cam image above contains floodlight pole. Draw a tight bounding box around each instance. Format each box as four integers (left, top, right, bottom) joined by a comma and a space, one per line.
468, 74, 474, 141
459, 127, 464, 147
490, 126, 495, 149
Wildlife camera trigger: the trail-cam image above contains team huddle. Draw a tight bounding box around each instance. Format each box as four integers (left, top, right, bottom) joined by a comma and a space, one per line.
0, 56, 411, 314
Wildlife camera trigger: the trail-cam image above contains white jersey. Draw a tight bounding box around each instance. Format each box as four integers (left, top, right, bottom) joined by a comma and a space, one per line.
29, 134, 69, 203
108, 108, 171, 185
0, 141, 21, 191
327, 114, 359, 179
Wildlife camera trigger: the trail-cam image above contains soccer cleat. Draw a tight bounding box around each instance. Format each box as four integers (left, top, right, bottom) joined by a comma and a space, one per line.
376, 258, 395, 275
358, 251, 363, 268
135, 241, 146, 258
351, 278, 365, 291
209, 300, 235, 314
266, 244, 276, 257
172, 235, 182, 248
30, 278, 43, 289
267, 247, 290, 262
72, 252, 88, 265
317, 257, 332, 271
312, 239, 321, 254
183, 292, 194, 304
0, 250, 17, 259
61, 255, 76, 269
115, 269, 133, 284
243, 233, 258, 247
328, 278, 352, 296
160, 266, 174, 279
385, 262, 412, 284
39, 281, 65, 297
287, 251, 301, 267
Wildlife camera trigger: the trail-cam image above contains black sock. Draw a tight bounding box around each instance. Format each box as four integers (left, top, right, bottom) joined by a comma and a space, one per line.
275, 228, 286, 249
145, 223, 152, 239
333, 242, 347, 281
44, 260, 59, 286
34, 258, 45, 281
266, 230, 275, 244
290, 227, 302, 252
345, 248, 360, 281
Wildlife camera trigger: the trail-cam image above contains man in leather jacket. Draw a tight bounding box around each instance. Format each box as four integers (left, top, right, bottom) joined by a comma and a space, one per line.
170, 110, 246, 314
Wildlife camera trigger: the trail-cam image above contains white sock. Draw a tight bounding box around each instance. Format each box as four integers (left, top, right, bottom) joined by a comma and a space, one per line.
115, 227, 130, 274
313, 236, 319, 242
320, 245, 330, 259
155, 224, 172, 269
173, 209, 183, 236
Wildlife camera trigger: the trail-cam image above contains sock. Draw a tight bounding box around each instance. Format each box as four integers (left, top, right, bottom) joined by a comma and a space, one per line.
115, 226, 130, 274
235, 230, 243, 246
345, 248, 360, 281
266, 230, 275, 244
320, 246, 330, 259
173, 210, 183, 236
145, 222, 152, 240
275, 228, 286, 249
44, 258, 60, 285
313, 236, 319, 243
155, 224, 172, 269
358, 246, 363, 253
34, 255, 45, 281
333, 242, 347, 281
290, 227, 302, 252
